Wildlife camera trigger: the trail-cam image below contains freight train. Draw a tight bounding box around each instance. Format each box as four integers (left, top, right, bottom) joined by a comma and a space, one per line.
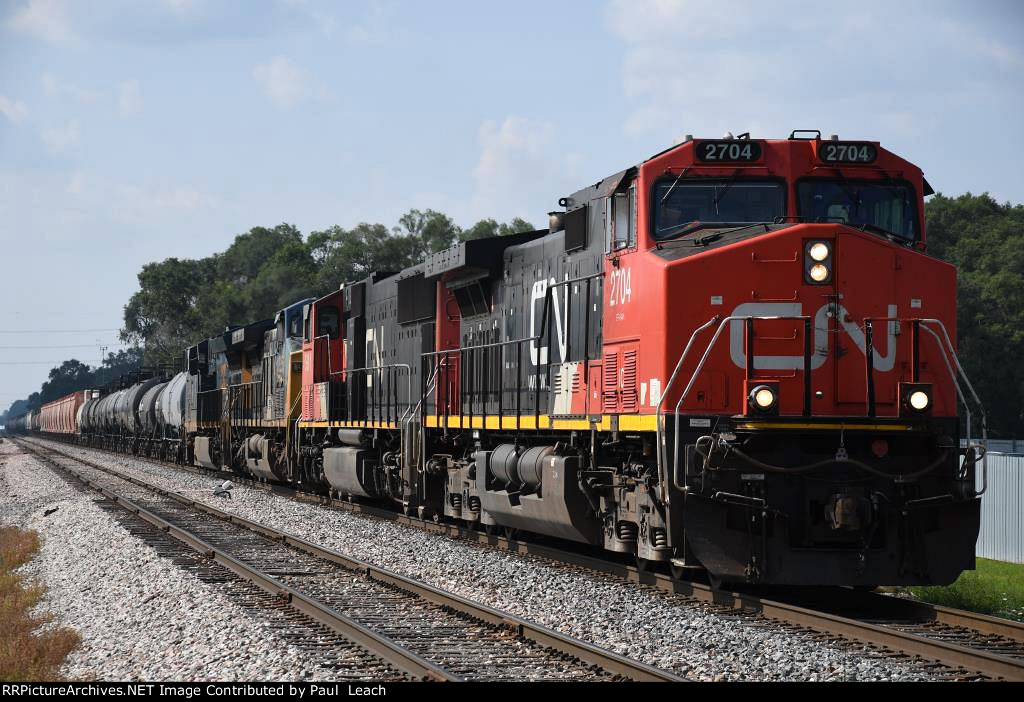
9, 131, 988, 588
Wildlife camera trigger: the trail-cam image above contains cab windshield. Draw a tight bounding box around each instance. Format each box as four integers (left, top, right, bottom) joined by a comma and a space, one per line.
652, 179, 785, 240
797, 180, 918, 241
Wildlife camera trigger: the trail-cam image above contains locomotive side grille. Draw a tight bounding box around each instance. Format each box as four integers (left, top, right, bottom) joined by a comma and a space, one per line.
602, 351, 618, 413
621, 350, 638, 413
302, 386, 314, 419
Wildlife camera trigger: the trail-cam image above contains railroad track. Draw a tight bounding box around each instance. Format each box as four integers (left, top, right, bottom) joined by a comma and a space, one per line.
20, 436, 1024, 680
13, 438, 683, 683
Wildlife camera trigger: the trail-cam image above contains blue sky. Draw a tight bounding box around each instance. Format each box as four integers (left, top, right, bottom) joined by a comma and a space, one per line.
1, 0, 1022, 409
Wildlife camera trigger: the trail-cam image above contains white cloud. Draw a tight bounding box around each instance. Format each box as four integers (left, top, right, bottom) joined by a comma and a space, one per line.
605, 0, 1024, 143
346, 2, 406, 46
111, 183, 210, 224
6, 0, 76, 43
0, 96, 29, 124
252, 56, 314, 108
163, 0, 198, 15
469, 116, 579, 222
118, 80, 143, 116
41, 73, 102, 104
65, 171, 86, 194
40, 119, 80, 153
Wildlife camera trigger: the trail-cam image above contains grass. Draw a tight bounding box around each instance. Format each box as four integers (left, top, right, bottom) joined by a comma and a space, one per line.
0, 527, 80, 681
904, 558, 1024, 622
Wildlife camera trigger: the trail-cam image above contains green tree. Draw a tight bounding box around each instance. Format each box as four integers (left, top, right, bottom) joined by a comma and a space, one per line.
92, 348, 147, 386
244, 239, 318, 319
311, 222, 421, 293
16, 210, 539, 417
36, 360, 94, 405
925, 193, 1024, 436
219, 224, 304, 284
461, 216, 536, 241
6, 347, 145, 415
396, 209, 461, 256
122, 256, 213, 365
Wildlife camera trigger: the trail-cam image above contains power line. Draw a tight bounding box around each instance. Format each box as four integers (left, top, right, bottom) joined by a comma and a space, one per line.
0, 343, 124, 350
0, 328, 122, 334
0, 360, 105, 365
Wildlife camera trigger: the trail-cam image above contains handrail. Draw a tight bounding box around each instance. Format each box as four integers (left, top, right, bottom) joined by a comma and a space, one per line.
655, 316, 719, 504
423, 335, 545, 430
918, 319, 989, 495
421, 335, 541, 357
668, 315, 813, 495
657, 314, 989, 501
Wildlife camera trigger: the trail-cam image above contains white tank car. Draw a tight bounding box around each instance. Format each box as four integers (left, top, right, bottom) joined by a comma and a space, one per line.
139, 381, 168, 435
157, 372, 188, 438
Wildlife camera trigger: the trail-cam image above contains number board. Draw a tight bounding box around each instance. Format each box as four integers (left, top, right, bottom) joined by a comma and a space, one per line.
819, 141, 877, 164
696, 140, 762, 162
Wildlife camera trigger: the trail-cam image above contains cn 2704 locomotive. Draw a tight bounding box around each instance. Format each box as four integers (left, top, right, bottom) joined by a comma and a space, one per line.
44, 131, 989, 588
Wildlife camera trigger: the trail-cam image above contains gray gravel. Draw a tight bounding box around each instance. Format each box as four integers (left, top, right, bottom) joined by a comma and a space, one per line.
32, 438, 944, 681
0, 440, 379, 681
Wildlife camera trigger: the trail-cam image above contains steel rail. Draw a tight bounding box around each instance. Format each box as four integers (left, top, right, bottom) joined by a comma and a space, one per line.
21, 435, 1024, 680
17, 438, 684, 683
16, 439, 450, 681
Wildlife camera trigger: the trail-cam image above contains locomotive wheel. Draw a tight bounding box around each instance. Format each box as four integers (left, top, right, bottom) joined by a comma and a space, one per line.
670, 563, 690, 582
635, 556, 654, 573
482, 523, 497, 536
503, 526, 519, 541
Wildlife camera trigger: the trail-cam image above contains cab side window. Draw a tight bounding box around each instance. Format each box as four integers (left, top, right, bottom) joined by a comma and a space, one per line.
317, 306, 341, 339
607, 183, 637, 252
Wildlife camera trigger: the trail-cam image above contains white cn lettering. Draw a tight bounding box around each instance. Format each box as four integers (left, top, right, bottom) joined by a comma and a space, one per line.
729, 302, 897, 371
364, 326, 385, 386
529, 277, 569, 366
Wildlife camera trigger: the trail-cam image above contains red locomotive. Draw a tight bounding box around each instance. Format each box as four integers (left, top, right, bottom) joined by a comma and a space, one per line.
23, 130, 986, 588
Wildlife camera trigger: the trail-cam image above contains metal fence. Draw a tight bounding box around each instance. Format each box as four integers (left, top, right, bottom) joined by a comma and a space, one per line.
976, 439, 1024, 455
976, 452, 1024, 564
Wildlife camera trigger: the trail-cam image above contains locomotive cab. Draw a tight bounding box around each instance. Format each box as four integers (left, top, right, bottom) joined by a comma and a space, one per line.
614, 133, 983, 585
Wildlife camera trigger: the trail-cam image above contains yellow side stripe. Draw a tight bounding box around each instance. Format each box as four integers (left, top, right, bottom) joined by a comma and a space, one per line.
422, 414, 656, 432
732, 422, 914, 431
193, 416, 913, 435
298, 420, 399, 430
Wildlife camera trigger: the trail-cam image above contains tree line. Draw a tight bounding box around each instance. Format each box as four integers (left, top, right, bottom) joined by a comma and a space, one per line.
4, 196, 1024, 437
1, 210, 533, 422
3, 349, 145, 421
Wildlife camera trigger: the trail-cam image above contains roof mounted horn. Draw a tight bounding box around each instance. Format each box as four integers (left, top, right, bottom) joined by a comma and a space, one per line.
789, 129, 822, 140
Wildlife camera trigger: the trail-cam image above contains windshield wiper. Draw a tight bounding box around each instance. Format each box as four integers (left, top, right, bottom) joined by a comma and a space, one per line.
711, 170, 742, 215
858, 222, 913, 246
832, 168, 862, 215
654, 221, 772, 248
656, 220, 703, 241
659, 166, 692, 204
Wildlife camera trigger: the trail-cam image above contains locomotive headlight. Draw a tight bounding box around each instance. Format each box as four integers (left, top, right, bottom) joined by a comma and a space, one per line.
808, 241, 831, 262
909, 390, 930, 411
899, 382, 933, 416
805, 240, 833, 284
809, 264, 830, 282
750, 385, 777, 411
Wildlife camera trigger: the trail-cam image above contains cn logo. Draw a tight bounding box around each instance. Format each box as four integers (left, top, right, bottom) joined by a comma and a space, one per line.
729, 302, 898, 372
